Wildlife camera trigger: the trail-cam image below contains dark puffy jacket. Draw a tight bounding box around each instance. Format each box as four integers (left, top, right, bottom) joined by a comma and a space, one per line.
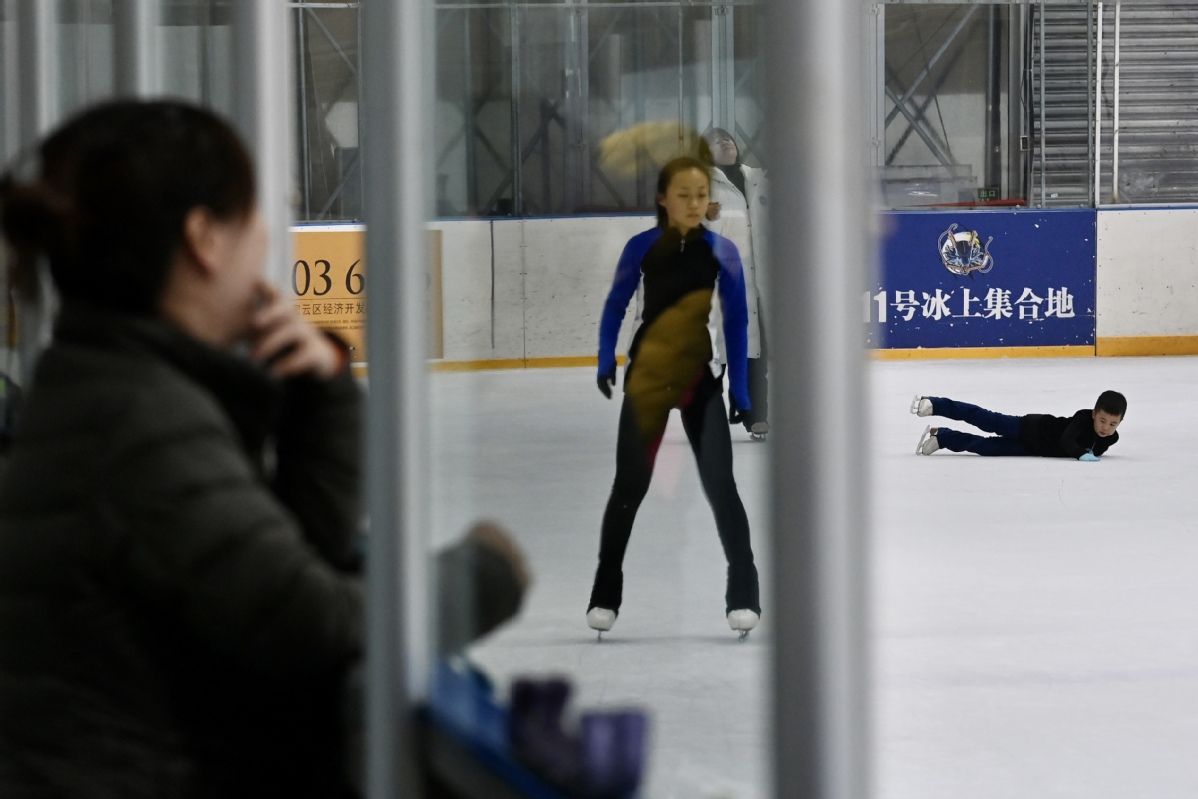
1020, 408, 1119, 458
0, 306, 363, 798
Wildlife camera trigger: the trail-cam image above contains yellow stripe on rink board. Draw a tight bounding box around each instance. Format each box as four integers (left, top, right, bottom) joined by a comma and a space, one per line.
1096, 336, 1198, 357
870, 345, 1095, 361
428, 355, 627, 372
356, 340, 1198, 374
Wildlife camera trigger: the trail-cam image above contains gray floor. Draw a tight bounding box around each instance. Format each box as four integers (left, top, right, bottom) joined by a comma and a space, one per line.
429, 356, 1198, 799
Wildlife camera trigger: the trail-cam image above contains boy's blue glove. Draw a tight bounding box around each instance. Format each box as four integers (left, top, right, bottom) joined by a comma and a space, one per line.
1079, 451, 1100, 462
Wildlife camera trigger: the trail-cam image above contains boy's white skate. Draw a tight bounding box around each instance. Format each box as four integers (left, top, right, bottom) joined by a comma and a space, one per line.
916, 425, 940, 456
749, 421, 769, 441
587, 607, 617, 640
727, 609, 759, 642
910, 394, 933, 417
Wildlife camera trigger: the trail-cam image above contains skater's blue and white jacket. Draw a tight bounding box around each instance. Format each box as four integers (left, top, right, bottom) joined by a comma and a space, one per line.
597, 226, 752, 411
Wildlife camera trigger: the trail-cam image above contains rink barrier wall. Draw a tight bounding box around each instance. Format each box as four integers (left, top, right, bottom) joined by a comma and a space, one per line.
872, 209, 1097, 349
294, 206, 1198, 369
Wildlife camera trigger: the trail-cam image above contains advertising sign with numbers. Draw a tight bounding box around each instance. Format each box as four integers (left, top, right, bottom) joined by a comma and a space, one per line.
869, 209, 1096, 349
291, 226, 443, 362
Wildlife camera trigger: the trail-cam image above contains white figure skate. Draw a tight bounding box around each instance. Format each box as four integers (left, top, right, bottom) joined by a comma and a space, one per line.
915, 425, 940, 456
587, 607, 616, 641
727, 609, 760, 642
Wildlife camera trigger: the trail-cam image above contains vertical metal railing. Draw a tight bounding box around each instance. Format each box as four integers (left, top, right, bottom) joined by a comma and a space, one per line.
296, 9, 312, 220
361, 0, 430, 795
1094, 1, 1104, 207
1112, 2, 1122, 203
113, 0, 158, 97
509, 5, 523, 214
766, 0, 870, 797
14, 0, 58, 386
1087, 0, 1095, 205
870, 2, 885, 172
232, 3, 294, 289
1039, 0, 1046, 207
1008, 0, 1024, 199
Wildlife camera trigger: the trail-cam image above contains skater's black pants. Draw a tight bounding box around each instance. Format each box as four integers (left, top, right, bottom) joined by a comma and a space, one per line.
591, 370, 760, 615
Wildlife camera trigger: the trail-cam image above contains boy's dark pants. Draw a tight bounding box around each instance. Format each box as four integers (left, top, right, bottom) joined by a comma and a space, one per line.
929, 397, 1030, 457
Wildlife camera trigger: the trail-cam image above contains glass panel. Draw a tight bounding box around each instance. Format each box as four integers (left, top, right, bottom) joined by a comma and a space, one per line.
294, 6, 361, 221
0, 0, 17, 163
583, 5, 684, 212
1100, 3, 1198, 204
508, 8, 570, 215
423, 2, 772, 797
158, 1, 234, 119
731, 4, 765, 169
882, 3, 1022, 208
435, 6, 512, 216
57, 0, 115, 120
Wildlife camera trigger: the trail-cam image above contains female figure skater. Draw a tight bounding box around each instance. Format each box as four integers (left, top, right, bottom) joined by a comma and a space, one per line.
590, 156, 760, 639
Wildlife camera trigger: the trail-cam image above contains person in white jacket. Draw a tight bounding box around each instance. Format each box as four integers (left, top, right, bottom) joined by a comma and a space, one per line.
703, 128, 769, 439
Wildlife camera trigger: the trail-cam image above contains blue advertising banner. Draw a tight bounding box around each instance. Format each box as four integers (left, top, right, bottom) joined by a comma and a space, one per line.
870, 209, 1096, 349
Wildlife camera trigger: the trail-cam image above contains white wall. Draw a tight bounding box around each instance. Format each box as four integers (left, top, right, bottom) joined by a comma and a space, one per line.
1096, 208, 1198, 338
429, 216, 652, 362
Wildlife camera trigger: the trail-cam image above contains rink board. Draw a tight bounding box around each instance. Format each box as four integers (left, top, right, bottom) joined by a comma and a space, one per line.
871, 209, 1096, 350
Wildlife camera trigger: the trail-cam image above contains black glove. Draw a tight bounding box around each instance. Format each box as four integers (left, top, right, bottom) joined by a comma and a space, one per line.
597, 370, 616, 399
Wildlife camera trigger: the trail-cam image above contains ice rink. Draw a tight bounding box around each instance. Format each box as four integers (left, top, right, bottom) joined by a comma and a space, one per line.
429, 355, 1198, 799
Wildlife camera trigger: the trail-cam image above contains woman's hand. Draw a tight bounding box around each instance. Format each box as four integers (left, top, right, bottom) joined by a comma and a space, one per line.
249, 280, 344, 380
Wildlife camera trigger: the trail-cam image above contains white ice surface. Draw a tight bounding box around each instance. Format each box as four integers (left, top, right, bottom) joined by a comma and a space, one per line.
428, 357, 1198, 799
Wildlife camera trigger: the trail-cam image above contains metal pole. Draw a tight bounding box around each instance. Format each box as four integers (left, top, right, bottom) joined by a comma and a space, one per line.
510, 5, 522, 214
1087, 0, 1094, 206
711, 4, 724, 128
361, 0, 429, 795
462, 11, 478, 212
1038, 0, 1046, 207
872, 3, 885, 173
16, 0, 55, 148
766, 0, 870, 797
113, 0, 158, 97
15, 0, 58, 387
985, 5, 1002, 193
577, 3, 592, 209
296, 9, 312, 220
232, 2, 294, 288
1, 0, 16, 163
1023, 3, 1034, 204
1112, 2, 1121, 203
1094, 2, 1103, 208
724, 3, 737, 140
1008, 1, 1023, 201
565, 1, 583, 212
677, 5, 684, 147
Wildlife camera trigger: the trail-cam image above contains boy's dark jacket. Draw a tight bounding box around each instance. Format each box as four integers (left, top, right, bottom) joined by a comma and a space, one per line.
1020, 409, 1119, 458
